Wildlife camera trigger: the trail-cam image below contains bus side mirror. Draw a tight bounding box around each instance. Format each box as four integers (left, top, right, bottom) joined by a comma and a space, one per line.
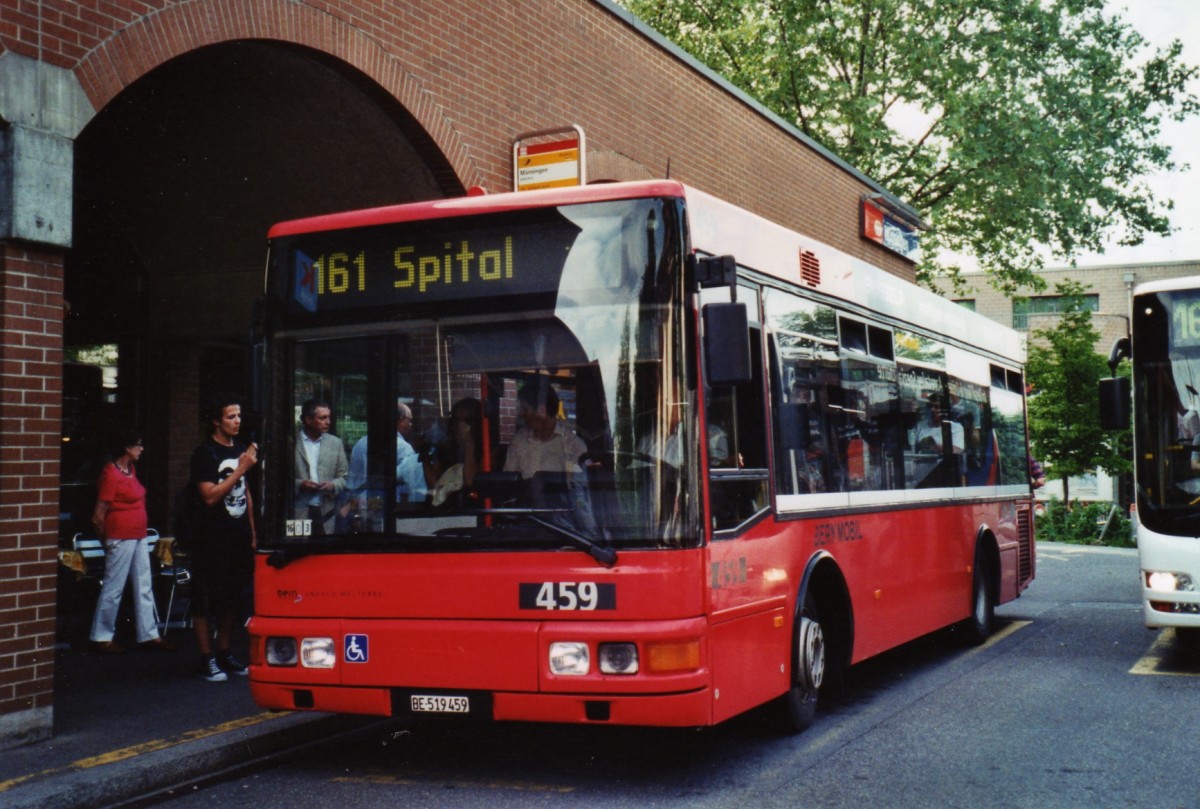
703, 302, 752, 385
1098, 376, 1130, 430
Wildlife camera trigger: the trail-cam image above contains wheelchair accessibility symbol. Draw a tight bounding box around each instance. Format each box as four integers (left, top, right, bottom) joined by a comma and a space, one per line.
344, 634, 369, 663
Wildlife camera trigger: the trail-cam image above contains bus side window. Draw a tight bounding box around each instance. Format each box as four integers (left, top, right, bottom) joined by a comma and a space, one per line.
709, 319, 771, 533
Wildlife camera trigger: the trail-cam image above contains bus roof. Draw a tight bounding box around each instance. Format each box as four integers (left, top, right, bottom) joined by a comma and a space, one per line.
1134, 274, 1200, 297
683, 186, 1026, 365
267, 180, 687, 239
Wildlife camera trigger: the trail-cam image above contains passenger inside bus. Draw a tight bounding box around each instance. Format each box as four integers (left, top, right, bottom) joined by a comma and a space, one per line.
346, 400, 430, 524
501, 379, 599, 536
503, 380, 587, 479
428, 397, 483, 507
635, 406, 730, 470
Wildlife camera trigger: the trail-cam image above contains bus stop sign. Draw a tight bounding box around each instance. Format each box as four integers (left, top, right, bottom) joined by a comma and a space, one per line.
513, 125, 587, 192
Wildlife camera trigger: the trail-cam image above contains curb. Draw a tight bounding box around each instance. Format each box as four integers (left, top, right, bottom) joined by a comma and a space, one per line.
2, 712, 388, 809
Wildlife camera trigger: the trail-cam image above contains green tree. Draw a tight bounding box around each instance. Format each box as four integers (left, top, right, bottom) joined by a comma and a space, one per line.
1025, 280, 1130, 503
621, 0, 1197, 291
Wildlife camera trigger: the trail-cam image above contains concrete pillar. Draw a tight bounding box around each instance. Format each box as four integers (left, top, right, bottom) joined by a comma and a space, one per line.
0, 52, 93, 750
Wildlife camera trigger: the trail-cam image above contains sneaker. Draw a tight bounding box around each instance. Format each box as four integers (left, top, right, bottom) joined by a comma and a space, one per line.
216, 652, 248, 676
200, 656, 228, 682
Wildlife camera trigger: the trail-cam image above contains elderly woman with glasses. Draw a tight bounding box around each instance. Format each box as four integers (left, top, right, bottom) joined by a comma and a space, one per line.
89, 428, 175, 654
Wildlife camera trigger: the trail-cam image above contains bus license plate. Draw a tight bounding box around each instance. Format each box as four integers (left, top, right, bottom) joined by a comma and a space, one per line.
410, 694, 470, 714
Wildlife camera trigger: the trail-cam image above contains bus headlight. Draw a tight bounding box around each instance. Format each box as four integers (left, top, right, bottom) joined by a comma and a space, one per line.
301, 637, 336, 668
549, 642, 590, 675
1146, 571, 1195, 592
265, 636, 298, 666
599, 643, 639, 674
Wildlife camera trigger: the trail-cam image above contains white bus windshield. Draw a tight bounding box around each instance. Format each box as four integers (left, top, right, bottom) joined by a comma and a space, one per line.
1133, 288, 1200, 537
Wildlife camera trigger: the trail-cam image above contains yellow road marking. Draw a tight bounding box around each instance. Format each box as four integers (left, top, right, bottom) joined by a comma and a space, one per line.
987, 619, 1031, 645
959, 619, 1031, 661
0, 712, 289, 793
1130, 629, 1200, 676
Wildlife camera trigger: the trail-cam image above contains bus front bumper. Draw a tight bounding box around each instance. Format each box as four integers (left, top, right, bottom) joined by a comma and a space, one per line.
248, 681, 713, 727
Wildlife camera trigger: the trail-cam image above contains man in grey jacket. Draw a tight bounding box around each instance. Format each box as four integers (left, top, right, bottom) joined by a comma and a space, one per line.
293, 398, 349, 535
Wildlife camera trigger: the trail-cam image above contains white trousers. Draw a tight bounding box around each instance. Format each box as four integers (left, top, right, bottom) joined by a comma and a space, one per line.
89, 536, 160, 644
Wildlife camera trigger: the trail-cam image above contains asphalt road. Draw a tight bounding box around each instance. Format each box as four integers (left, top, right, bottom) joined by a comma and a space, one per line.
152, 542, 1200, 809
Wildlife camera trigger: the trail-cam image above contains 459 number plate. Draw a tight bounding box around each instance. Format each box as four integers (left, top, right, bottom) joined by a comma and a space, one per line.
519, 582, 616, 611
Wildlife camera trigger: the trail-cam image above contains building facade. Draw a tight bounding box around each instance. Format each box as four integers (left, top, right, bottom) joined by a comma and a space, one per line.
0, 0, 924, 748
958, 260, 1200, 354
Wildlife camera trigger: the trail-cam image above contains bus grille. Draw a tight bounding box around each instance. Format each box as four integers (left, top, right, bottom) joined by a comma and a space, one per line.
800, 250, 821, 287
1017, 506, 1033, 584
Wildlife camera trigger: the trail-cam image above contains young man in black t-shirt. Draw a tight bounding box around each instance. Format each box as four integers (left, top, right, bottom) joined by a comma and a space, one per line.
190, 393, 258, 682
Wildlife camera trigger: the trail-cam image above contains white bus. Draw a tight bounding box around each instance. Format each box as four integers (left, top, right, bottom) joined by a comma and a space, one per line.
1102, 275, 1200, 641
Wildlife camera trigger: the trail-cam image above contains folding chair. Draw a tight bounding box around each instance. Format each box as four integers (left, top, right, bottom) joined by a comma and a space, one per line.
71, 533, 107, 580
148, 530, 192, 631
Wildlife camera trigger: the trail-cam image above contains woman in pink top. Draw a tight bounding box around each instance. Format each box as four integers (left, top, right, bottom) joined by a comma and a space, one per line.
89, 429, 174, 654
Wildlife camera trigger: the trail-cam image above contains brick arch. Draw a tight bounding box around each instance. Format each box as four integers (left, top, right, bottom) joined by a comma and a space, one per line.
73, 0, 482, 189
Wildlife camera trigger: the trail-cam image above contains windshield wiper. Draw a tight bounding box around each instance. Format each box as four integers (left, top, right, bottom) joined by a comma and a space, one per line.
464, 503, 617, 567
527, 513, 617, 568
265, 513, 618, 569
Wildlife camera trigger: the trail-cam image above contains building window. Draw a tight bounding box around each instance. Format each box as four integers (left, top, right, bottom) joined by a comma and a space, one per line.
1012, 294, 1098, 330
954, 299, 976, 312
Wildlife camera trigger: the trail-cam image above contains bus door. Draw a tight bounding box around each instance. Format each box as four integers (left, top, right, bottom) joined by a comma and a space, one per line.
702, 280, 785, 721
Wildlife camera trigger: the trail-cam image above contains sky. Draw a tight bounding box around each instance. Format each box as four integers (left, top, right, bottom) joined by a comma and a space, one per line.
1074, 1, 1200, 266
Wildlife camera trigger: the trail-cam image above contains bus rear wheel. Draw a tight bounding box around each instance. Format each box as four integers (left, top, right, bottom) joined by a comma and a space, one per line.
958, 550, 994, 645
774, 593, 824, 733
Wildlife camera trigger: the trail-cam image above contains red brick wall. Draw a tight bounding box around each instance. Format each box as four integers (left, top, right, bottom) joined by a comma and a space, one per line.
2, 0, 915, 279
0, 0, 920, 740
0, 244, 63, 742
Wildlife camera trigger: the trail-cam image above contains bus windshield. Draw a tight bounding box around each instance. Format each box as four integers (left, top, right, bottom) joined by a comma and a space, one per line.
1133, 288, 1200, 537
261, 197, 698, 556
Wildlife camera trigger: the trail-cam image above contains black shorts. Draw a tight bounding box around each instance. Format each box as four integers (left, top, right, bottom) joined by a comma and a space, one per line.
190, 534, 253, 618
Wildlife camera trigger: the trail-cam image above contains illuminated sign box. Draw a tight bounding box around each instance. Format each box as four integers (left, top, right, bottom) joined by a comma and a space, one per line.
862, 198, 921, 262
284, 212, 581, 316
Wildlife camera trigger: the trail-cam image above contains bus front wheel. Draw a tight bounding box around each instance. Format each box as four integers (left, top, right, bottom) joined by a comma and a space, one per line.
774, 592, 824, 733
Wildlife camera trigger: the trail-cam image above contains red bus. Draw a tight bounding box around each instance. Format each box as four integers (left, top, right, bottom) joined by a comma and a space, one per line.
249, 180, 1034, 731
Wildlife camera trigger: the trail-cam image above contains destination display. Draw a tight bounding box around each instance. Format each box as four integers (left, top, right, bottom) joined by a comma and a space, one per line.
1168, 290, 1200, 350
282, 213, 581, 315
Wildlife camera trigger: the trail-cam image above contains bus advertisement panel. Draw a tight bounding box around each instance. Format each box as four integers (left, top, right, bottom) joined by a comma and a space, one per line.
248, 180, 1034, 731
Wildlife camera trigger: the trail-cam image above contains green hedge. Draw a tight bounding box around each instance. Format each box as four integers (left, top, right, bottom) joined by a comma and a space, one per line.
1035, 498, 1133, 547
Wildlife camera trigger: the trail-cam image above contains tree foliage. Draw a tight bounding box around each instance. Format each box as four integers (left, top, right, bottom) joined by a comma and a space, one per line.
1025, 280, 1130, 502
621, 0, 1197, 291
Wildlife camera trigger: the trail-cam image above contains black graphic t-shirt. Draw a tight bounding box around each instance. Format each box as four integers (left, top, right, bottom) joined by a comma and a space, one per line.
191, 438, 253, 543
